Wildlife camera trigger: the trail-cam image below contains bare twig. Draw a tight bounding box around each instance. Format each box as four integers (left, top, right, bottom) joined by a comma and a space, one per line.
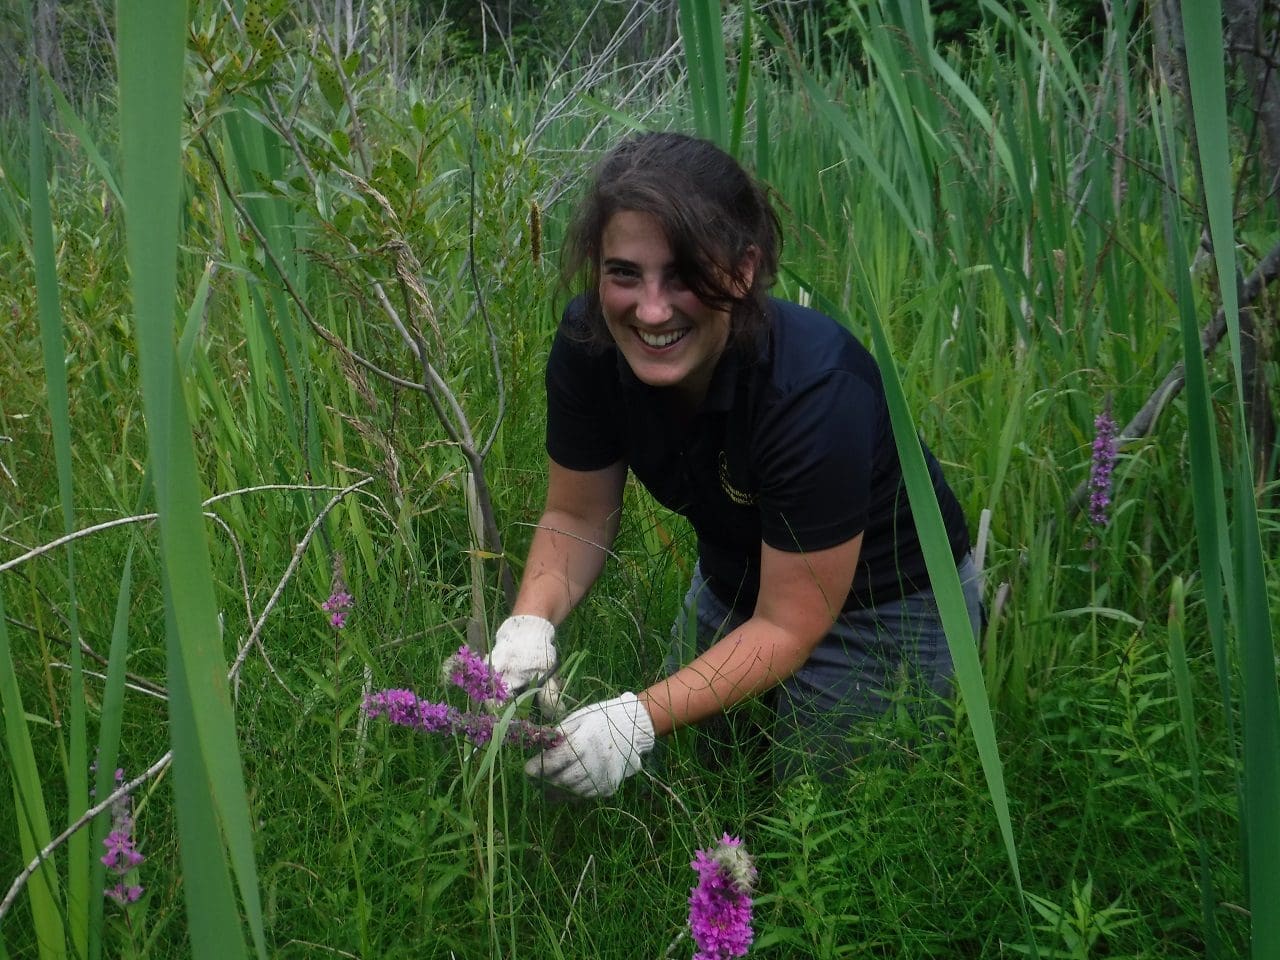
51, 664, 167, 702
1, 483, 373, 574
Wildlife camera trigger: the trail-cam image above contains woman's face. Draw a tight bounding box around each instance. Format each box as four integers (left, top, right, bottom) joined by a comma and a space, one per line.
598, 210, 746, 407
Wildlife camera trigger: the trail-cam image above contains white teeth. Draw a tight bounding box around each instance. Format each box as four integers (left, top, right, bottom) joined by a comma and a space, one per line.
637, 328, 688, 348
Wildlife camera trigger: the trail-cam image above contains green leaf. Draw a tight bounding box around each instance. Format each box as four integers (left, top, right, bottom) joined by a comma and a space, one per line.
242, 0, 269, 50
849, 252, 1037, 955
117, 1, 267, 956
0, 588, 65, 958
29, 9, 87, 952
389, 147, 417, 189
1179, 3, 1280, 955
316, 58, 344, 113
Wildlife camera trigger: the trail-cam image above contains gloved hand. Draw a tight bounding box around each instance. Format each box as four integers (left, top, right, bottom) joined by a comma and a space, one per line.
524, 693, 656, 798
486, 614, 557, 694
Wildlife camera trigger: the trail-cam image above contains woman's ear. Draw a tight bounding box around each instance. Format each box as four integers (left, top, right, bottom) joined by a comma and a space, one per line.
735, 245, 761, 295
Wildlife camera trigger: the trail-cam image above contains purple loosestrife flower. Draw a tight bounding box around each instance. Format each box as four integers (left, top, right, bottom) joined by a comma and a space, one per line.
689, 834, 756, 960
362, 688, 562, 749
101, 769, 144, 906
363, 689, 457, 733
1089, 406, 1119, 529
322, 589, 353, 629
504, 718, 565, 751
441, 645, 510, 704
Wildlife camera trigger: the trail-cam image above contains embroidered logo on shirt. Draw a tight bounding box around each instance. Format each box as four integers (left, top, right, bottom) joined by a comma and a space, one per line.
718, 451, 757, 506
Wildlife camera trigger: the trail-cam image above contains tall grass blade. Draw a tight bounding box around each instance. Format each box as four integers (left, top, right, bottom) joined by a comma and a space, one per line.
27, 7, 88, 952
846, 258, 1037, 956
1167, 576, 1220, 957
0, 587, 66, 959
116, 1, 266, 955
678, 0, 728, 146
1152, 72, 1247, 897
756, 19, 922, 254
1179, 3, 1279, 954
727, 0, 752, 159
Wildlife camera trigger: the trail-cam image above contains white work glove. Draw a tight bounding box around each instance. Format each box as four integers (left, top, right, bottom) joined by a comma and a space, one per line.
524, 693, 656, 798
486, 615, 561, 714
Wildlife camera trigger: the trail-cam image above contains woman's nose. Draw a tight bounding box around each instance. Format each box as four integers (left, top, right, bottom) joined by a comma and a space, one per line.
635, 280, 672, 324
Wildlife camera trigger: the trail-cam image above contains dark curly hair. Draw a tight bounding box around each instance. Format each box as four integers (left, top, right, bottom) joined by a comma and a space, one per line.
561, 132, 782, 349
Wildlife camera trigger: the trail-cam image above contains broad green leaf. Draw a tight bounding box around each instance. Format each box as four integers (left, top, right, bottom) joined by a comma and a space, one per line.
28, 9, 88, 952
0, 586, 65, 959
116, 1, 267, 956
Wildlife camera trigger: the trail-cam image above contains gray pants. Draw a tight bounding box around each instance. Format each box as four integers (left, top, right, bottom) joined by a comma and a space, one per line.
666, 555, 983, 780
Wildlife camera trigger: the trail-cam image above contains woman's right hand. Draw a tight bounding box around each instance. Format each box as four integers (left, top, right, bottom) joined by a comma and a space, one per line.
486, 614, 558, 699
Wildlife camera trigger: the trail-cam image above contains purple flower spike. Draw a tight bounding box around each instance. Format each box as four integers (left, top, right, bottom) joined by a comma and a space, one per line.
442, 645, 510, 705
106, 883, 143, 905
323, 588, 353, 629
363, 689, 456, 734
689, 834, 756, 960
101, 770, 143, 907
1089, 406, 1118, 529
362, 687, 562, 751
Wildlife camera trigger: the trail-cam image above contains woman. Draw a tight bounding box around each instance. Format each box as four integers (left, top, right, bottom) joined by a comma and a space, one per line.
488, 132, 980, 797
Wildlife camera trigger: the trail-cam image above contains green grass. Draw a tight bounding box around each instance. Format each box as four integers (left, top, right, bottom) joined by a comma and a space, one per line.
0, 0, 1275, 957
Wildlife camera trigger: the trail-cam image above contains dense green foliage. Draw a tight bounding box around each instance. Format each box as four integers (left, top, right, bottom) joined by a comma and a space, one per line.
0, 0, 1275, 957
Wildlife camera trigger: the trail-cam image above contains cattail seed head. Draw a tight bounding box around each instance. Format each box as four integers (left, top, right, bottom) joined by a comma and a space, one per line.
529, 200, 542, 265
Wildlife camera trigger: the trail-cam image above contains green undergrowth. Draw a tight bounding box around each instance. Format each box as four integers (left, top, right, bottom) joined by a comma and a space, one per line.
1, 1, 1275, 957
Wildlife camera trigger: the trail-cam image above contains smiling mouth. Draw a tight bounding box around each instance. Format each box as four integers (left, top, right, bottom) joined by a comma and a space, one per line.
636, 328, 689, 348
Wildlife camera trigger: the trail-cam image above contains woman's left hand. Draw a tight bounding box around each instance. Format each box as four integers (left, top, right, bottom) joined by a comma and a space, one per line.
524, 693, 656, 797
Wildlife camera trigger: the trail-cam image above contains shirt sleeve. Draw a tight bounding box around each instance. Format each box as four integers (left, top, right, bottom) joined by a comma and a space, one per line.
750, 370, 882, 552
544, 324, 627, 471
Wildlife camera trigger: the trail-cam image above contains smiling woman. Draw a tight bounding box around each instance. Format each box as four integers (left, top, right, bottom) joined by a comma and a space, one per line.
484, 131, 979, 797
598, 209, 739, 405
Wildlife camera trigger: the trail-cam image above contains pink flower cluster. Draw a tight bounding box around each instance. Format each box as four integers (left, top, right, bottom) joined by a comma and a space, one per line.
363, 646, 560, 751
443, 645, 510, 704
689, 834, 756, 960
100, 768, 144, 906
1088, 406, 1118, 528
323, 588, 353, 629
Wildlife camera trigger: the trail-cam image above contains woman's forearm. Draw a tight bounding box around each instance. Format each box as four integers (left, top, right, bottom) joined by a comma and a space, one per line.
636, 618, 816, 737
513, 508, 618, 626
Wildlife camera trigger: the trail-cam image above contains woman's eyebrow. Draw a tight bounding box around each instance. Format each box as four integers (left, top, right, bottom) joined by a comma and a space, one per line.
602, 257, 681, 273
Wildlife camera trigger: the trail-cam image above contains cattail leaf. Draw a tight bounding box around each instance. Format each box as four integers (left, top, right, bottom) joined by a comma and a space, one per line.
846, 255, 1038, 954
0, 588, 65, 959
28, 12, 86, 952
1180, 3, 1280, 956
117, 0, 266, 955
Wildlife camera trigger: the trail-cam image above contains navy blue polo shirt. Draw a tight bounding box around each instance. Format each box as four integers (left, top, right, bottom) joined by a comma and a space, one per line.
545, 296, 970, 612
